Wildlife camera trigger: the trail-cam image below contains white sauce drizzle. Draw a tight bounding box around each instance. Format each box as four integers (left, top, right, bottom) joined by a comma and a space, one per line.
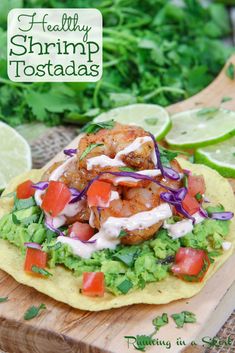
86, 136, 155, 170
49, 156, 76, 181
164, 211, 206, 239
222, 241, 232, 251
57, 203, 172, 258
164, 219, 193, 240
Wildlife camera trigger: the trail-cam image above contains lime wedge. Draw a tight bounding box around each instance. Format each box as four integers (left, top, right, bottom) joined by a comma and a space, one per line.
0, 122, 32, 190
195, 136, 235, 178
94, 104, 171, 140
165, 108, 235, 148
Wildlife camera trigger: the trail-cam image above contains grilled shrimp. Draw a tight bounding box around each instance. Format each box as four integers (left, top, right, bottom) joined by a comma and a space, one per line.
77, 122, 155, 172
42, 122, 183, 242
92, 182, 166, 244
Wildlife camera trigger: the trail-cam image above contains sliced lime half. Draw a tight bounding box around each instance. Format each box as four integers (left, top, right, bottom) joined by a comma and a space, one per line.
94, 104, 171, 140
0, 122, 32, 190
195, 136, 235, 178
166, 108, 235, 148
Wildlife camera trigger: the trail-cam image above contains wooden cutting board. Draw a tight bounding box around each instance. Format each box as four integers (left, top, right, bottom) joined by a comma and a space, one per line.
0, 55, 235, 353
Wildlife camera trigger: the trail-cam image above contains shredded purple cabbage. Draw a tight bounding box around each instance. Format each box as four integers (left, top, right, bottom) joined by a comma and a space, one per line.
210, 212, 234, 221
69, 176, 100, 203
160, 190, 195, 221
64, 148, 77, 157
163, 166, 180, 180
149, 133, 180, 180
32, 181, 49, 191
199, 207, 208, 218
24, 242, 42, 250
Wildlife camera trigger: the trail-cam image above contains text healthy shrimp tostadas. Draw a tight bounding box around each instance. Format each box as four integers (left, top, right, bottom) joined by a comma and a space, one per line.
0, 121, 234, 311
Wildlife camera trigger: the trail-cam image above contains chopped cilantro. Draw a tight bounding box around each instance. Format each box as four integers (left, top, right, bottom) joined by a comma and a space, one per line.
118, 230, 128, 238
0, 297, 8, 303
13, 197, 36, 211
117, 279, 133, 294
221, 96, 232, 103
159, 147, 178, 167
152, 313, 169, 330
226, 63, 235, 80
196, 107, 219, 116
119, 167, 136, 172
80, 143, 104, 160
24, 304, 46, 320
171, 311, 196, 328
144, 117, 158, 126
113, 247, 140, 267
195, 193, 202, 201
81, 120, 115, 134
31, 266, 53, 277
47, 242, 62, 251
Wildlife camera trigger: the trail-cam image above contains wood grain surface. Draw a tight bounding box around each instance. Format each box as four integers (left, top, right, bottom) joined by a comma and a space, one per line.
0, 55, 235, 353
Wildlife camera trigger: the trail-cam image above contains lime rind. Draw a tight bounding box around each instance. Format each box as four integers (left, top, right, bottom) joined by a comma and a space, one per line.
195, 137, 235, 178
166, 108, 235, 148
94, 104, 171, 140
0, 122, 32, 190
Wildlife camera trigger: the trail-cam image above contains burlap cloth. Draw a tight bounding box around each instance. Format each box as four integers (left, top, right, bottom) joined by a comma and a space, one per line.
4, 125, 233, 353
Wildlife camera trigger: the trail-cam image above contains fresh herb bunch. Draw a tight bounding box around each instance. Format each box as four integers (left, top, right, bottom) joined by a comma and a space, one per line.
0, 0, 233, 126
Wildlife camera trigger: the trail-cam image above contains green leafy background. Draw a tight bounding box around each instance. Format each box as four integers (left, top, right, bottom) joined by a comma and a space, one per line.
0, 0, 234, 127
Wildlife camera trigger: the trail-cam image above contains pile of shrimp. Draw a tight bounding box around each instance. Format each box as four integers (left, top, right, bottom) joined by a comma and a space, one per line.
44, 123, 183, 244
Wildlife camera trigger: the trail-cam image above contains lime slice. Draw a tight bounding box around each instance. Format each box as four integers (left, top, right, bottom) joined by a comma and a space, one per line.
165, 108, 235, 148
94, 104, 171, 140
0, 122, 32, 190
195, 136, 235, 178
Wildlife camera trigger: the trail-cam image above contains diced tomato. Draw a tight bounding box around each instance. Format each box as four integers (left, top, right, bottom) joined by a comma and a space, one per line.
16, 180, 35, 199
87, 180, 111, 207
172, 247, 210, 282
68, 222, 94, 241
24, 248, 47, 274
188, 175, 206, 197
82, 272, 105, 297
41, 181, 71, 217
182, 193, 200, 215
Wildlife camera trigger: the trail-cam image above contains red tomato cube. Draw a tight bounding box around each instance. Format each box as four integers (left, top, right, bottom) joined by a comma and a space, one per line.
188, 175, 206, 197
172, 247, 210, 282
82, 272, 105, 297
182, 193, 200, 215
68, 222, 94, 241
41, 181, 71, 217
16, 180, 35, 199
87, 180, 111, 207
24, 248, 47, 274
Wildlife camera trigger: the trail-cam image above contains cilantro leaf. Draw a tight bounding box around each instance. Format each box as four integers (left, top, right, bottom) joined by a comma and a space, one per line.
81, 120, 115, 134
171, 311, 196, 328
13, 196, 36, 211
31, 266, 53, 277
79, 143, 104, 160
118, 230, 128, 238
159, 147, 178, 167
24, 304, 46, 320
117, 279, 133, 294
152, 313, 168, 330
119, 167, 136, 172
226, 63, 235, 80
0, 297, 8, 303
221, 96, 232, 103
196, 107, 219, 116
144, 117, 158, 126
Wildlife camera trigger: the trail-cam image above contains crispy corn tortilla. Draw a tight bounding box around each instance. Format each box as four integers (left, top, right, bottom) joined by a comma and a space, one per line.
0, 159, 234, 311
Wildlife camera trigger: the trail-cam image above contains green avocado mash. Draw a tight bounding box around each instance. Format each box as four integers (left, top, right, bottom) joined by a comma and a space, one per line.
0, 204, 230, 295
